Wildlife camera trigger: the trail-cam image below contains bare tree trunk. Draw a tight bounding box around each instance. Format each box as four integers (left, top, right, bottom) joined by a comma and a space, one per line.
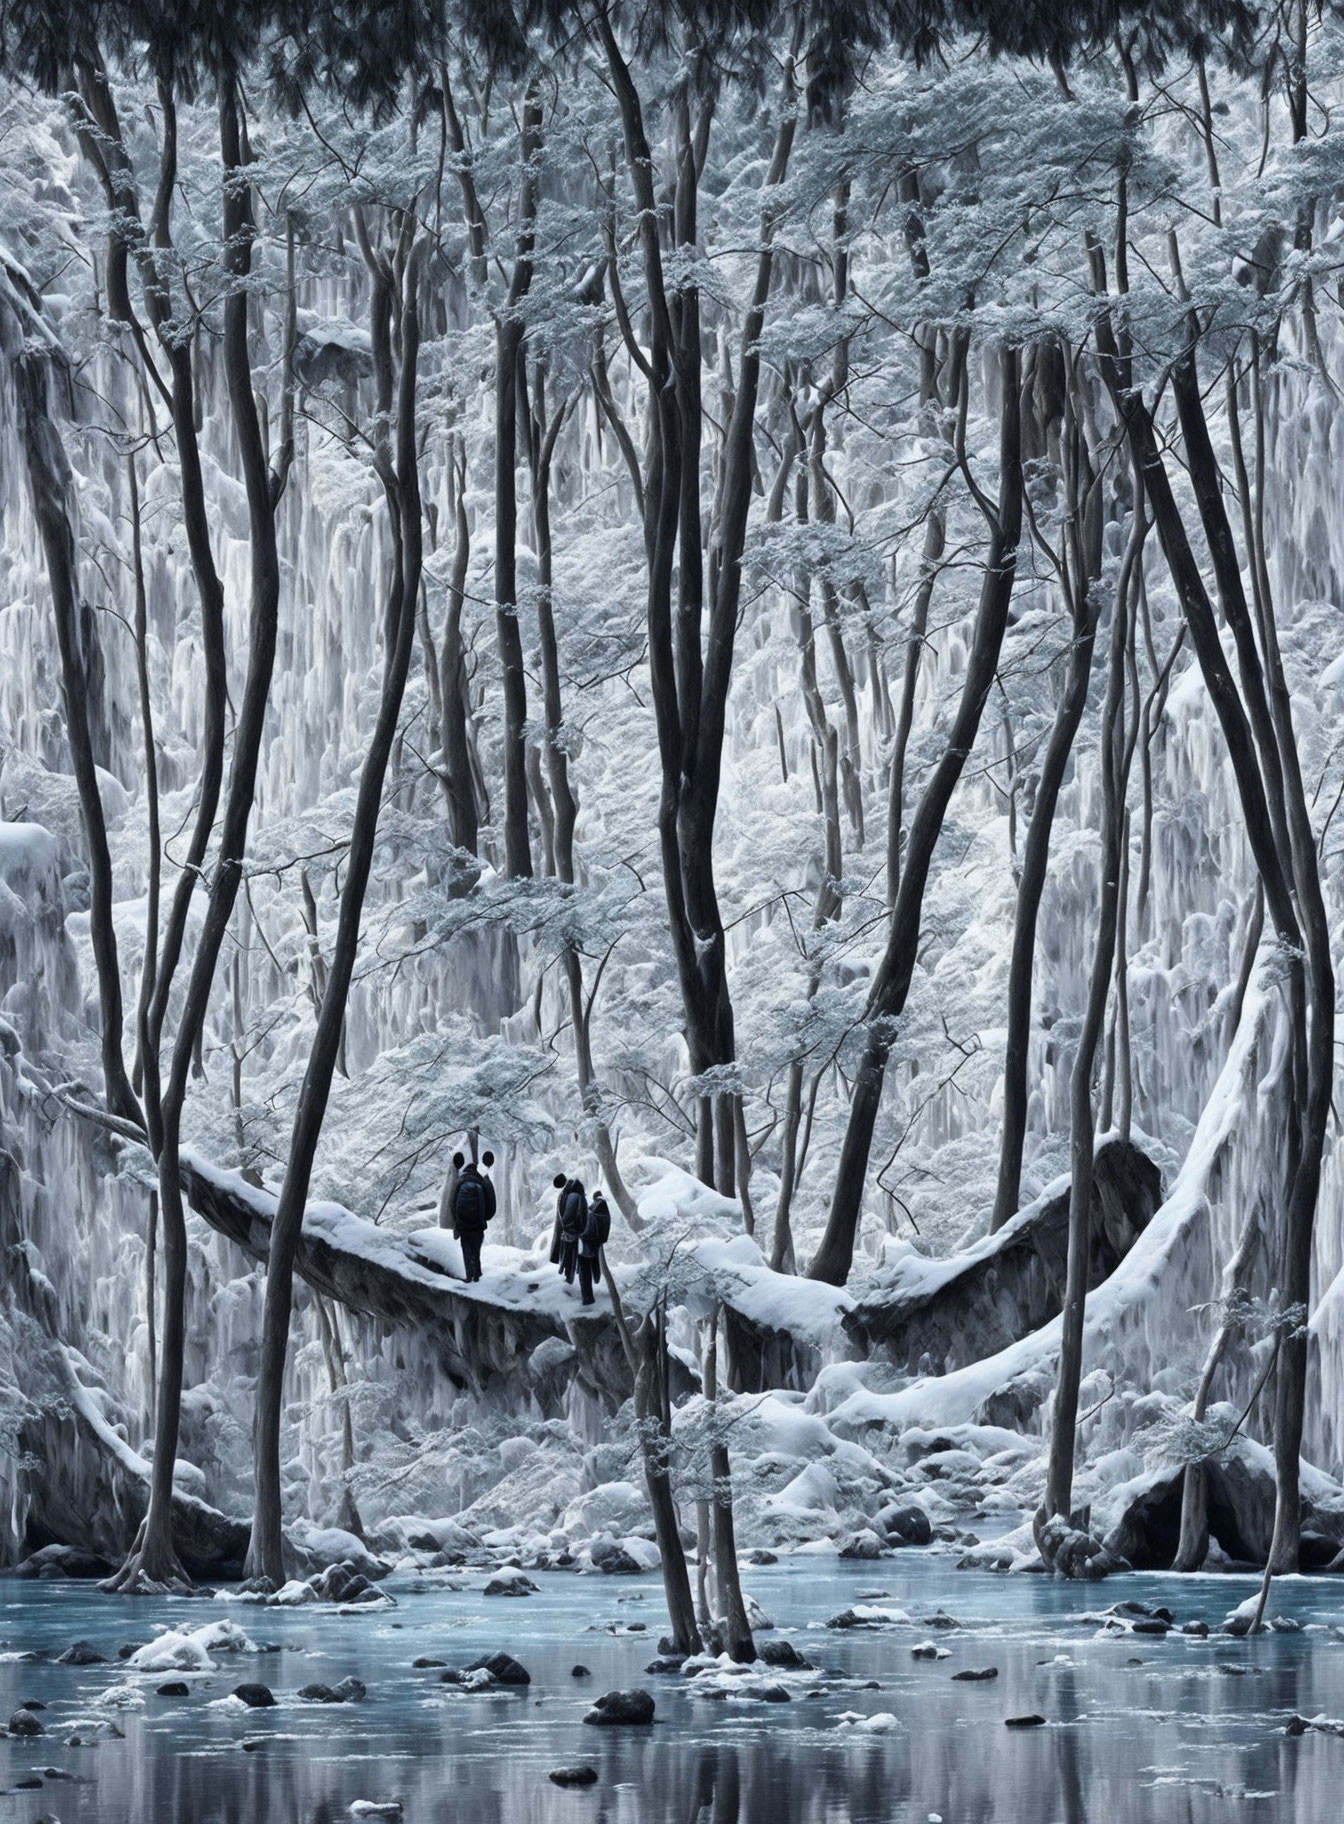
809, 346, 1023, 1285
6, 279, 140, 1127
437, 440, 480, 885
1042, 505, 1133, 1531
106, 81, 287, 1590
992, 361, 1104, 1230
314, 1294, 363, 1538
703, 1309, 755, 1663
605, 1266, 701, 1655
1173, 1216, 1262, 1571
493, 94, 542, 880
247, 237, 425, 1587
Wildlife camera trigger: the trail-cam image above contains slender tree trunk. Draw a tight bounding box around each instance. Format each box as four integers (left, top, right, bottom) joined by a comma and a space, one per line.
1042, 509, 1131, 1531
992, 376, 1105, 1230
8, 304, 140, 1127
247, 241, 425, 1587
809, 346, 1023, 1285
703, 1310, 755, 1662
494, 95, 542, 881
105, 82, 286, 1590
605, 1268, 701, 1655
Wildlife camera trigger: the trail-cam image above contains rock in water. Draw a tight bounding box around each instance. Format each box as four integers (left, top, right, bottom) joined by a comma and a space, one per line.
8, 1709, 45, 1736
483, 1573, 538, 1598
571, 1664, 591, 1678
951, 1667, 999, 1681
157, 1681, 191, 1697
882, 1505, 934, 1546
1005, 1714, 1046, 1728
56, 1640, 107, 1665
549, 1766, 599, 1786
759, 1639, 809, 1669
463, 1653, 530, 1686
645, 1657, 686, 1674
584, 1688, 655, 1726
838, 1529, 883, 1560
590, 1539, 643, 1575
232, 1684, 276, 1708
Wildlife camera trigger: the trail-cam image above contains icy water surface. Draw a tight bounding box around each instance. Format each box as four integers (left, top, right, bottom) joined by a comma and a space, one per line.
3, 1558, 1344, 1822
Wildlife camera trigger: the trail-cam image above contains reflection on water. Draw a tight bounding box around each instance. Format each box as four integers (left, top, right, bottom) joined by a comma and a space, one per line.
2, 1560, 1341, 1822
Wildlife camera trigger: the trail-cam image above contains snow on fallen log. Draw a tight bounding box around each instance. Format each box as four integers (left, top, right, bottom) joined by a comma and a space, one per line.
809, 965, 1280, 1446
845, 1138, 1162, 1374
179, 1152, 633, 1412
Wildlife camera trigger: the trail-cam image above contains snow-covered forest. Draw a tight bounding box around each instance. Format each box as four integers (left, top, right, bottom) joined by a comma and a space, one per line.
6, 0, 1344, 1678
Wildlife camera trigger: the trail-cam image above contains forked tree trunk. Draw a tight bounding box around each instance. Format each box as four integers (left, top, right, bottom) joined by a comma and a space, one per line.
107, 80, 287, 1590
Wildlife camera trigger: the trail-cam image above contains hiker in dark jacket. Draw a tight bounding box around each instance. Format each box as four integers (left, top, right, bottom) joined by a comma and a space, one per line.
550, 1174, 600, 1306
452, 1150, 496, 1282
585, 1192, 611, 1286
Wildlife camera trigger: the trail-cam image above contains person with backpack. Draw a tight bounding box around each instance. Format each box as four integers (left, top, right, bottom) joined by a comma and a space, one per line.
585, 1192, 612, 1289
550, 1173, 601, 1306
451, 1150, 496, 1282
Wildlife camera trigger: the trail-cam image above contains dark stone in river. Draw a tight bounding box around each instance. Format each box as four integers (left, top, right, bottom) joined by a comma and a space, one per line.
56, 1640, 107, 1665
549, 1766, 599, 1786
758, 1685, 792, 1702
645, 1656, 686, 1674
882, 1504, 933, 1546
584, 1688, 655, 1725
413, 1656, 446, 1668
298, 1680, 365, 1703
952, 1667, 999, 1681
483, 1573, 538, 1597
571, 1664, 591, 1678
1181, 1621, 1210, 1637
591, 1539, 643, 1575
8, 1709, 45, 1736
232, 1684, 276, 1708
157, 1681, 191, 1697
464, 1653, 530, 1686
758, 1639, 810, 1669
1005, 1714, 1046, 1728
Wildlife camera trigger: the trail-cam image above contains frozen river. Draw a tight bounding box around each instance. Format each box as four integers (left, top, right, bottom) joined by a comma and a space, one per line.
3, 1557, 1343, 1822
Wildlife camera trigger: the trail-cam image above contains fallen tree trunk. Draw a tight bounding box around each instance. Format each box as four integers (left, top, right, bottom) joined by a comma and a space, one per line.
180, 1155, 633, 1414
845, 1139, 1162, 1374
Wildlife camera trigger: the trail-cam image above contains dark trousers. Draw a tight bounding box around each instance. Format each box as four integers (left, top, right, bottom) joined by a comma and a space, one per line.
461, 1233, 483, 1282
577, 1254, 595, 1305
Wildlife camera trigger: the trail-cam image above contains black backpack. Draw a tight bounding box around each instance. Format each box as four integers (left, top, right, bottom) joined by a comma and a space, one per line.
454, 1172, 487, 1233
588, 1195, 611, 1250
560, 1182, 588, 1240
